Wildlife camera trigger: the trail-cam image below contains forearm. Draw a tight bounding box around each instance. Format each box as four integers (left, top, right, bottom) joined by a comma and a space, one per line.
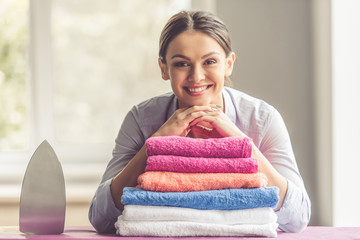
235, 131, 288, 211
110, 145, 147, 211
109, 106, 215, 210
251, 143, 288, 210
276, 180, 311, 232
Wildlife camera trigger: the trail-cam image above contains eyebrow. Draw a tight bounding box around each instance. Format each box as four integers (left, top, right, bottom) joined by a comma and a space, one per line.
171, 54, 190, 60
170, 51, 221, 60
201, 51, 221, 59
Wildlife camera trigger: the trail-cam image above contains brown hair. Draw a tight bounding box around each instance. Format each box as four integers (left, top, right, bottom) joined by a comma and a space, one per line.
159, 11, 233, 87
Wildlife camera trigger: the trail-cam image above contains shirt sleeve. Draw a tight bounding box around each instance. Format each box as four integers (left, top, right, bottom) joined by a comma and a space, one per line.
259, 109, 311, 233
88, 108, 145, 234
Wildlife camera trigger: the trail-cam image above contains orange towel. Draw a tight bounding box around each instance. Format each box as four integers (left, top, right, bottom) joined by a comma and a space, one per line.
137, 171, 268, 192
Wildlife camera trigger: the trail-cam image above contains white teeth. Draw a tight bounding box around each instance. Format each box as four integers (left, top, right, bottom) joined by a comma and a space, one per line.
188, 86, 207, 92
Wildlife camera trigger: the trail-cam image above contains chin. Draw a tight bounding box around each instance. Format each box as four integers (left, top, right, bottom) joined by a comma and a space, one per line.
188, 99, 212, 106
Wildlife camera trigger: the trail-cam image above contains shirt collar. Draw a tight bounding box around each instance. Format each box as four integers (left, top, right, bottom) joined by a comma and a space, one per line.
223, 87, 237, 124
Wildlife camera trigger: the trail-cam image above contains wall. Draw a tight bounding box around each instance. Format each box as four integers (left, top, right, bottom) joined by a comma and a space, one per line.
216, 0, 318, 225
312, 0, 332, 226
332, 0, 360, 226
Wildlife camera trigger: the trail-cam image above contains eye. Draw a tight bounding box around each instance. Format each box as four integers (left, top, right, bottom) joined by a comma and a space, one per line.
204, 59, 217, 65
174, 62, 190, 67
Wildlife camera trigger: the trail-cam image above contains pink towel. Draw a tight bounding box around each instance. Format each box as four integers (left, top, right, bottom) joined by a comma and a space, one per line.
145, 155, 258, 173
145, 136, 252, 158
137, 171, 268, 192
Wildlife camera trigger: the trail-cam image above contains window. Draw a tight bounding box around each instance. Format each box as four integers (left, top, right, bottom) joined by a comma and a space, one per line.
1, 0, 217, 197
51, 0, 189, 144
0, 0, 28, 151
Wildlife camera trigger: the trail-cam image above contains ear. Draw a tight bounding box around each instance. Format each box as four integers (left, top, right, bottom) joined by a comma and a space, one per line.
158, 58, 170, 80
225, 52, 236, 77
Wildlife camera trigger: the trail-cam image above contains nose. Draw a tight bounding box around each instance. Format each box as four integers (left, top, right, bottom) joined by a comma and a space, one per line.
188, 64, 205, 83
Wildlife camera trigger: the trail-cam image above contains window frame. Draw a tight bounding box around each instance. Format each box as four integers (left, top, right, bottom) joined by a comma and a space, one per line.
0, 0, 216, 193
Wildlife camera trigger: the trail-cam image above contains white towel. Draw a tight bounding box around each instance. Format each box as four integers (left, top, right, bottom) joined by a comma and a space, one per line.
115, 216, 278, 237
122, 205, 277, 225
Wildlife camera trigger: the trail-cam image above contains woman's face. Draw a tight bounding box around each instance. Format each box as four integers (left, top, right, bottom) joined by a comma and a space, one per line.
159, 30, 235, 108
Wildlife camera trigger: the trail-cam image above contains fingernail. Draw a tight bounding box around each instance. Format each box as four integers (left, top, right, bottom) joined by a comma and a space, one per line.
204, 111, 210, 114
210, 107, 218, 111
216, 105, 222, 108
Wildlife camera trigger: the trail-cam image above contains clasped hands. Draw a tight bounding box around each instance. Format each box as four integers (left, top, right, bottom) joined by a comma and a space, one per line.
153, 105, 245, 139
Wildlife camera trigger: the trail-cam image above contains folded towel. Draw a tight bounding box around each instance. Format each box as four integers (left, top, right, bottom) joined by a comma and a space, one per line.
122, 205, 277, 225
145, 136, 252, 158
137, 171, 268, 192
145, 155, 258, 173
121, 187, 279, 210
115, 216, 278, 237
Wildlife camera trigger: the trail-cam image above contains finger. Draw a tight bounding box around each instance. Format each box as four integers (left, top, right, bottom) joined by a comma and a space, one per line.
171, 106, 218, 133
190, 125, 213, 138
190, 125, 223, 138
189, 110, 222, 125
182, 105, 217, 115
209, 104, 223, 111
181, 106, 217, 123
189, 116, 216, 129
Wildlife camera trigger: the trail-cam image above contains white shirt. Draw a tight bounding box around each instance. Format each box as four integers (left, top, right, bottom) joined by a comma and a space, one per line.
88, 87, 311, 233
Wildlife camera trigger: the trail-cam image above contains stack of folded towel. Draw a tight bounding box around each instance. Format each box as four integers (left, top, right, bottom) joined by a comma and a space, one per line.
115, 136, 279, 237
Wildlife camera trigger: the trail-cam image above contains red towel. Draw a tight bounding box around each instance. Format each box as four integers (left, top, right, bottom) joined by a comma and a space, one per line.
137, 171, 268, 192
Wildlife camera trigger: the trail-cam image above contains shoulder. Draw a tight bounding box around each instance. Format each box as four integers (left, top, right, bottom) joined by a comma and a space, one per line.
223, 87, 278, 143
224, 87, 276, 118
135, 92, 175, 109
128, 92, 176, 137
131, 92, 175, 118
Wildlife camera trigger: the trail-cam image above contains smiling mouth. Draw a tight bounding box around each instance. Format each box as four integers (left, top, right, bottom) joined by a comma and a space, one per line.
185, 85, 212, 94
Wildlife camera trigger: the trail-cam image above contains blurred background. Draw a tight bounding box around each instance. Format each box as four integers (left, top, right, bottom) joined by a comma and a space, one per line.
1, 0, 359, 227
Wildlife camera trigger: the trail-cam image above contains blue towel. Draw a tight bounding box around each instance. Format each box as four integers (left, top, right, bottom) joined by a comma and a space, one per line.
121, 187, 279, 210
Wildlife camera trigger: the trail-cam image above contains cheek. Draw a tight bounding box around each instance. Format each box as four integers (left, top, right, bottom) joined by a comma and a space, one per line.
169, 69, 188, 83
169, 74, 185, 91
208, 67, 226, 82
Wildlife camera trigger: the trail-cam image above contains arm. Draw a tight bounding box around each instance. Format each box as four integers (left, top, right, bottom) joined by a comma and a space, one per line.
110, 146, 147, 211
89, 105, 219, 233
190, 109, 287, 209
88, 110, 144, 233
110, 105, 220, 211
190, 106, 311, 232
259, 109, 311, 232
251, 141, 288, 211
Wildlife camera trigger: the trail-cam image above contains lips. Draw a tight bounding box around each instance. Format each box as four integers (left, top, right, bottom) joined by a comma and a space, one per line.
188, 86, 207, 92
184, 85, 212, 95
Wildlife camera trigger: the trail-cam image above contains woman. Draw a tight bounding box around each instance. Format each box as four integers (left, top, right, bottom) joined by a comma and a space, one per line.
89, 10, 311, 234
